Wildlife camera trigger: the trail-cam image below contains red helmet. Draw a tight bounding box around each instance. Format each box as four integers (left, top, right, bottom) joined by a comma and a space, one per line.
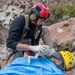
30, 3, 50, 19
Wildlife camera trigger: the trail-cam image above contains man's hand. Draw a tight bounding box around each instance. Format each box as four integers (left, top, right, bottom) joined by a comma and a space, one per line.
29, 45, 46, 53
29, 45, 56, 56
39, 45, 56, 56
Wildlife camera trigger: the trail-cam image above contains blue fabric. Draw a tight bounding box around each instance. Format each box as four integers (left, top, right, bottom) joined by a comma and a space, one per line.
0, 58, 65, 75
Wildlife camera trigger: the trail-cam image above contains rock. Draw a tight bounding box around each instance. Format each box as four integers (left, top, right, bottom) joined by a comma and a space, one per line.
72, 25, 75, 35
0, 53, 8, 69
0, 53, 8, 60
72, 41, 75, 49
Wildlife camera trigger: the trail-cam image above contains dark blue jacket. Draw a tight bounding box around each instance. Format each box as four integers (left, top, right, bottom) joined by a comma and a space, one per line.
6, 15, 41, 50
7, 16, 25, 49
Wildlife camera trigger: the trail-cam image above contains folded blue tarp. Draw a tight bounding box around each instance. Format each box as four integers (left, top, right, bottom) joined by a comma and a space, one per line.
0, 57, 65, 75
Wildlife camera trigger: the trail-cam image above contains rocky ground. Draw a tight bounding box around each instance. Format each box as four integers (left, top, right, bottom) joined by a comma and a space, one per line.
0, 0, 75, 75
0, 18, 75, 75
48, 18, 75, 75
49, 18, 75, 43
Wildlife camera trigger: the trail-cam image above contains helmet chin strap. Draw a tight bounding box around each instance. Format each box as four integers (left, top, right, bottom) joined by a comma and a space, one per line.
31, 17, 39, 26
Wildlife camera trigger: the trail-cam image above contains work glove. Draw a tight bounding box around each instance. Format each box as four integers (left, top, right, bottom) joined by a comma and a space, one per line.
29, 45, 56, 56
39, 45, 56, 56
29, 45, 46, 53
47, 48, 56, 56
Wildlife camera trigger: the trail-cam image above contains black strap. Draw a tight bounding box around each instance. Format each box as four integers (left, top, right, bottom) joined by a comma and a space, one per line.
8, 50, 18, 60
32, 26, 42, 45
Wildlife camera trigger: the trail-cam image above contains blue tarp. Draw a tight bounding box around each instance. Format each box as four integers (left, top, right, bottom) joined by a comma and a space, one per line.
0, 57, 65, 75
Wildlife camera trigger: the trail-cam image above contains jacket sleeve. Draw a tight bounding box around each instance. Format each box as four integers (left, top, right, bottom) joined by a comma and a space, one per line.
6, 16, 25, 50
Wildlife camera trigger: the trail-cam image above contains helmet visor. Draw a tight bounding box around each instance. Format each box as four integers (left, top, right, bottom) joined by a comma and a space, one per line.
51, 52, 66, 71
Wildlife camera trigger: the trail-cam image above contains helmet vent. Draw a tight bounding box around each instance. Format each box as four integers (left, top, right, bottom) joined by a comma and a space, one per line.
69, 61, 72, 64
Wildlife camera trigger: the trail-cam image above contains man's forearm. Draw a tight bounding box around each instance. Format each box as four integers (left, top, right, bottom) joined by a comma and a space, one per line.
16, 43, 30, 51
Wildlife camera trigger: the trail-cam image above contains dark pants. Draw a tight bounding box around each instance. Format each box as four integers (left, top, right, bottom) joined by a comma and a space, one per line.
11, 51, 24, 62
